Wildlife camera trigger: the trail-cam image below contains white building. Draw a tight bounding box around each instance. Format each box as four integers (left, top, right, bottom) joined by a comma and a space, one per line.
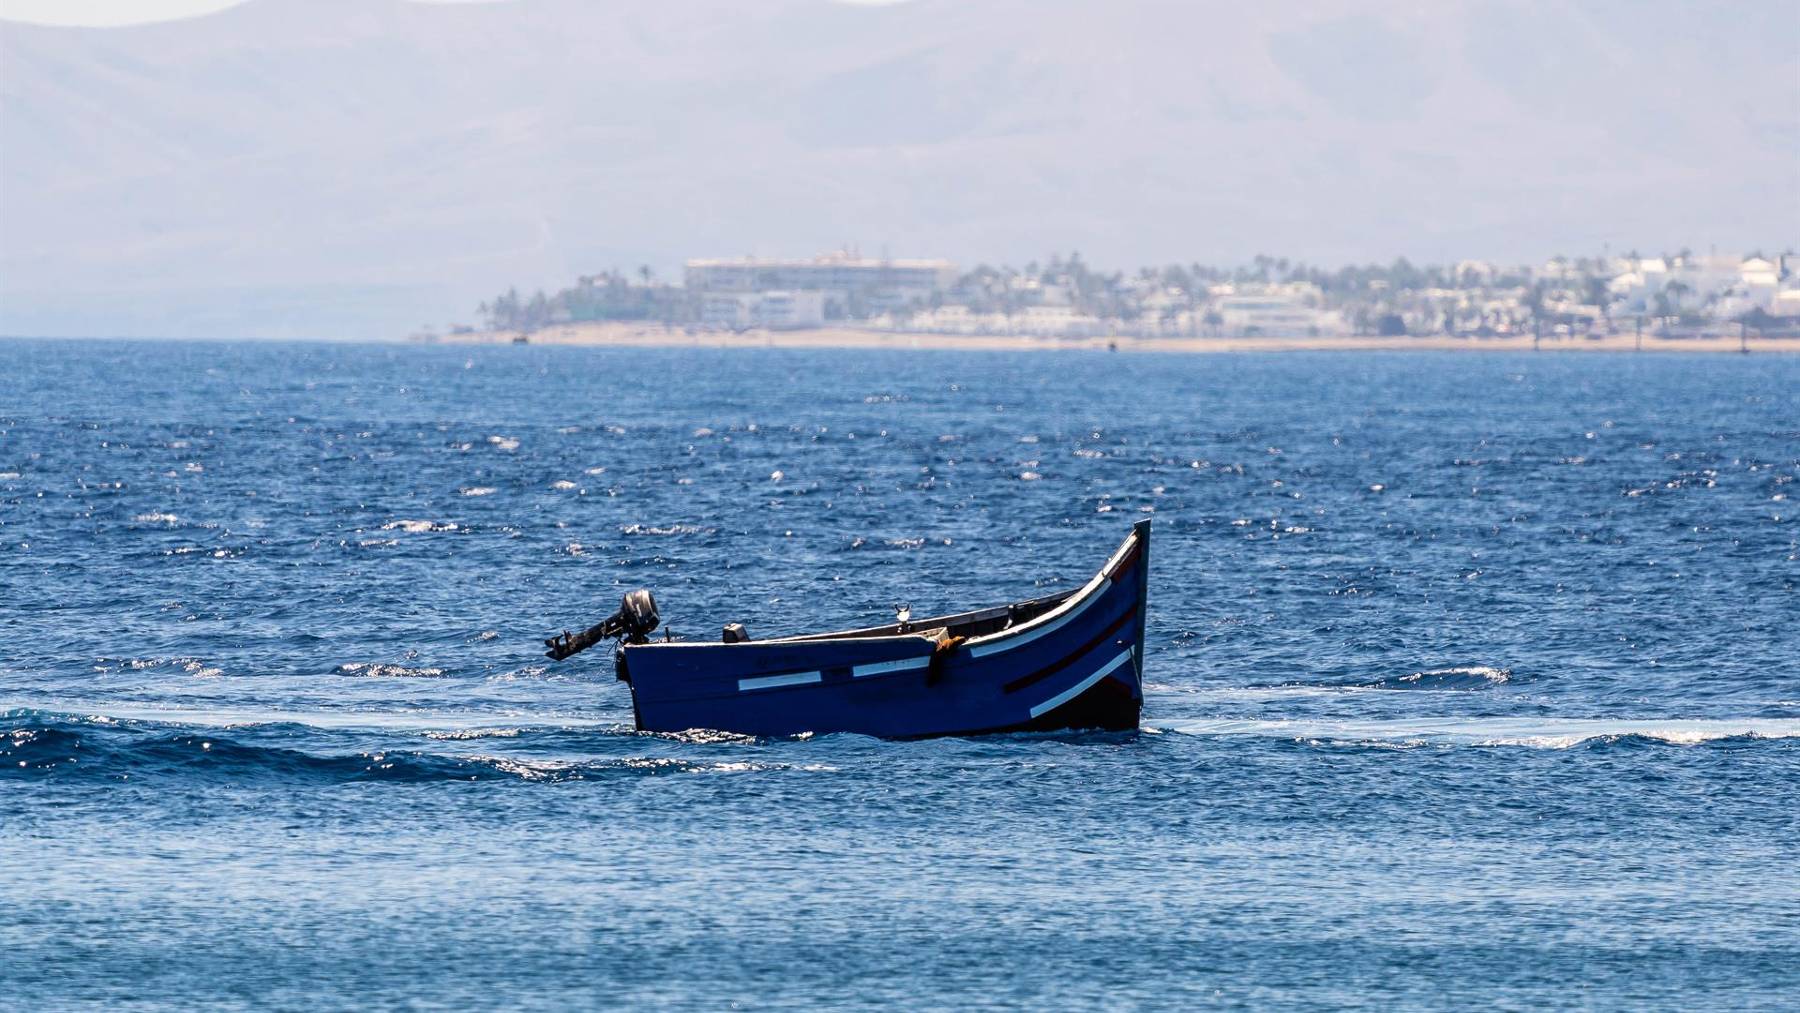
699, 290, 825, 330
686, 251, 957, 319
1211, 283, 1340, 336
1610, 254, 1788, 320
700, 292, 755, 329
1015, 305, 1105, 337
1008, 277, 1073, 307
1714, 258, 1784, 320
1455, 260, 1499, 285
754, 290, 825, 329
907, 305, 981, 334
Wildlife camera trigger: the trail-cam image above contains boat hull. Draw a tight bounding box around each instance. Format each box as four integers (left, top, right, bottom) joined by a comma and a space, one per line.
618, 521, 1149, 738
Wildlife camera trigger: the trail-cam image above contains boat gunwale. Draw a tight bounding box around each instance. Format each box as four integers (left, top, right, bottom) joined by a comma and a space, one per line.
958, 524, 1141, 654
623, 590, 1082, 649
622, 524, 1142, 652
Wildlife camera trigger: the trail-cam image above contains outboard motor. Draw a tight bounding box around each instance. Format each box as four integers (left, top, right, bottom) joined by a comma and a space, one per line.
544, 589, 660, 660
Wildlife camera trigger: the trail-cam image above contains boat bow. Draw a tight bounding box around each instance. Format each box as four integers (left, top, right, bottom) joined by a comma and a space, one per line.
551, 521, 1150, 738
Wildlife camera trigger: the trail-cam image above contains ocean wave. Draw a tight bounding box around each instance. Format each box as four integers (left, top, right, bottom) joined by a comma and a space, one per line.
424, 727, 522, 740
484, 664, 557, 682
1355, 666, 1513, 690
334, 662, 447, 678
620, 523, 710, 536
1165, 666, 1516, 701
648, 727, 760, 746
380, 519, 458, 533
1152, 716, 1800, 749
92, 656, 224, 677
0, 710, 835, 783
2, 705, 619, 735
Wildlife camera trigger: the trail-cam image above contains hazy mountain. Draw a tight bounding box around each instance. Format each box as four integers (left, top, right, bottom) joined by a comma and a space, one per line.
2, 0, 1795, 338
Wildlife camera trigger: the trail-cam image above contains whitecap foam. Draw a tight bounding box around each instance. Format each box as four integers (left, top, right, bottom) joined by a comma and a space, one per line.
620, 523, 708, 536
1151, 716, 1800, 749
1145, 683, 1358, 702
2, 702, 623, 736
425, 727, 522, 741
334, 662, 448, 679
1186, 667, 1516, 699
476, 756, 581, 780
652, 727, 759, 745
381, 519, 457, 533
1361, 666, 1512, 690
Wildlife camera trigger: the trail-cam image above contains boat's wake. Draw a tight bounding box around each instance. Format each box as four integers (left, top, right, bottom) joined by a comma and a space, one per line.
1149, 665, 1517, 699
8, 703, 1798, 787
0, 707, 827, 782
1350, 665, 1513, 690
1150, 716, 1800, 749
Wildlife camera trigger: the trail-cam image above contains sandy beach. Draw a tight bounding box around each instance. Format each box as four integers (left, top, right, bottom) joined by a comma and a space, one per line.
425, 321, 1800, 355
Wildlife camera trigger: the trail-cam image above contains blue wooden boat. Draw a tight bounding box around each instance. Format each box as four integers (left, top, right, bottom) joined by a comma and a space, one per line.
544, 520, 1148, 738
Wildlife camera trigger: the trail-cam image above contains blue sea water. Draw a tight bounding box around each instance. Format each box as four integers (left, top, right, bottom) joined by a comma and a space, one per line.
2, 338, 1797, 1009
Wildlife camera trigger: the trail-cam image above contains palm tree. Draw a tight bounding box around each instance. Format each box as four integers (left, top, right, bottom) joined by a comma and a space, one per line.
1584, 275, 1610, 310
1665, 280, 1691, 314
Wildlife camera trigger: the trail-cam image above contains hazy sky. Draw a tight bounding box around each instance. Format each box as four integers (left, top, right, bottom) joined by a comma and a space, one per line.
0, 0, 898, 26
0, 0, 517, 25
3, 0, 1792, 338
1, 0, 246, 24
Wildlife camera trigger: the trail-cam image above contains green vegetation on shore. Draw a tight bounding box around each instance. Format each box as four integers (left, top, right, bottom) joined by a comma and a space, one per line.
474, 249, 1796, 340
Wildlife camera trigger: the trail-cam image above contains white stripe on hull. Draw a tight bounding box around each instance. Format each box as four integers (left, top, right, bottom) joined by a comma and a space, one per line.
852, 657, 932, 678
738, 656, 929, 692
1028, 647, 1135, 719
737, 671, 822, 691
969, 577, 1112, 658
960, 532, 1139, 658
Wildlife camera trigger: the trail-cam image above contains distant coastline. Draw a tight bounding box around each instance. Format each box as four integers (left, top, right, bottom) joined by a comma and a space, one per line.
419, 321, 1800, 354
